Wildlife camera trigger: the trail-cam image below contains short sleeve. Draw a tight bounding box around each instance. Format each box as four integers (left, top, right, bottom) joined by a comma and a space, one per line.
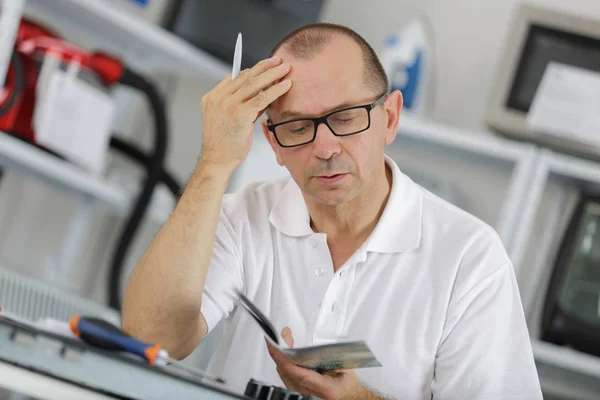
200, 208, 244, 335
431, 261, 543, 400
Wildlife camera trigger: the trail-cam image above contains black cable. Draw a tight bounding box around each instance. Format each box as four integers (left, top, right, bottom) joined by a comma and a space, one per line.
109, 136, 149, 166
0, 53, 25, 194
109, 136, 181, 197
0, 53, 24, 116
161, 168, 181, 199
108, 69, 169, 311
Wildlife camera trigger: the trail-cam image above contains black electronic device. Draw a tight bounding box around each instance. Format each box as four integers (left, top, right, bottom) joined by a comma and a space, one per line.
244, 379, 321, 400
542, 194, 600, 356
163, 0, 325, 69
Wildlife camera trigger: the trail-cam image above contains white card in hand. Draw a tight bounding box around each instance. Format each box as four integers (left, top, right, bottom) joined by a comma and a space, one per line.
527, 63, 600, 149
34, 66, 115, 174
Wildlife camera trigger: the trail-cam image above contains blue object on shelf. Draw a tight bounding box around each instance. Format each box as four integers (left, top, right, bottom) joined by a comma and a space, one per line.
128, 0, 149, 6
392, 52, 423, 110
380, 18, 433, 117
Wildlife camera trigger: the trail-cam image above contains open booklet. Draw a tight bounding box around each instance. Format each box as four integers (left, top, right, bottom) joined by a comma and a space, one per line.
234, 291, 382, 372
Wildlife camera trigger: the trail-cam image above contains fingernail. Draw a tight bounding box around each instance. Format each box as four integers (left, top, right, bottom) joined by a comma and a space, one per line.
280, 79, 291, 86
270, 56, 281, 62
278, 63, 289, 70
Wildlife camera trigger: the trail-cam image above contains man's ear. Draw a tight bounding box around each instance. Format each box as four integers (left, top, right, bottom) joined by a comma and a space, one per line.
383, 90, 403, 145
262, 119, 285, 166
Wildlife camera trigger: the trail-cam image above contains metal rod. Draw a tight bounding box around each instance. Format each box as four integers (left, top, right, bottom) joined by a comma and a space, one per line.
167, 358, 225, 384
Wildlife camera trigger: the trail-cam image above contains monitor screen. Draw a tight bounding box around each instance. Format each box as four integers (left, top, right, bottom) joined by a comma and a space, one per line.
164, 0, 324, 70
506, 25, 600, 113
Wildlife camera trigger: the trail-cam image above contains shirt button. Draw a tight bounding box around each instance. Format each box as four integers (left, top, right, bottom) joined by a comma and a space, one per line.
331, 302, 337, 312
315, 268, 325, 277
311, 240, 319, 248
339, 271, 344, 277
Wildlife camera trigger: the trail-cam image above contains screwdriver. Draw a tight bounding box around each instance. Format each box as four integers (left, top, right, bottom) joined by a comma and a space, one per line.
69, 315, 225, 384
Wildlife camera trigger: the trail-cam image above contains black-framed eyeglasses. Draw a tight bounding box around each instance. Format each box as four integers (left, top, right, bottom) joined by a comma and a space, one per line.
267, 94, 387, 148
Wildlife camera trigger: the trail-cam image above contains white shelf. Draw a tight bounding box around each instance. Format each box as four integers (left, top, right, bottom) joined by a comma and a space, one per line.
22, 0, 231, 78
545, 150, 600, 184
0, 132, 173, 223
0, 360, 115, 400
398, 114, 534, 161
533, 340, 600, 400
533, 339, 600, 379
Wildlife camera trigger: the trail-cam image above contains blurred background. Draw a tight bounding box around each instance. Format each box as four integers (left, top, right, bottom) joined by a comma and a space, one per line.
1, 0, 600, 399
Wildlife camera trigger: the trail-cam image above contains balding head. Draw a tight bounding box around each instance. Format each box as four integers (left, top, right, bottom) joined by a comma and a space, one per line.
261, 23, 403, 208
269, 23, 388, 96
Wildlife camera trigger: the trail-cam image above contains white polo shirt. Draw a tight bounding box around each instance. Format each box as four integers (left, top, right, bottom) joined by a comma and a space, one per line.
200, 156, 542, 399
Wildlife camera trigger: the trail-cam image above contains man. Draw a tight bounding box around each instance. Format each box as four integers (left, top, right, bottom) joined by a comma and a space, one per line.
122, 23, 543, 399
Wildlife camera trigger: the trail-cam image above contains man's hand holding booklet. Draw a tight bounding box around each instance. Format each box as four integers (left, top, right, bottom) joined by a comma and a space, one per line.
234, 291, 382, 373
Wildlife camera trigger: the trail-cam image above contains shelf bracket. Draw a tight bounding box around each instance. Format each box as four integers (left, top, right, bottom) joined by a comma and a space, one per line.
0, 0, 25, 88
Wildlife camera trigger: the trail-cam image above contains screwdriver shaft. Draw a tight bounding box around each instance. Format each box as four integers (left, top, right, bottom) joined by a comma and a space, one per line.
167, 357, 225, 383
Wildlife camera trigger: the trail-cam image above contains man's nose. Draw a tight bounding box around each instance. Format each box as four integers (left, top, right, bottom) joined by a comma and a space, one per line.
312, 122, 341, 160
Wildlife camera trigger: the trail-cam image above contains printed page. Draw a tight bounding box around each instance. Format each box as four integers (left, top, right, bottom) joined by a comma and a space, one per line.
527, 63, 600, 149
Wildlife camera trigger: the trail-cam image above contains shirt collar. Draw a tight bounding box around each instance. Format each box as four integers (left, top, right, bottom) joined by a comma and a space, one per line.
269, 155, 423, 253
268, 177, 314, 237
364, 155, 422, 253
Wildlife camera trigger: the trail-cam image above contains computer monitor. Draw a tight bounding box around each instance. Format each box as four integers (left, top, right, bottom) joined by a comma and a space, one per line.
486, 5, 600, 157
163, 0, 325, 70
542, 194, 600, 357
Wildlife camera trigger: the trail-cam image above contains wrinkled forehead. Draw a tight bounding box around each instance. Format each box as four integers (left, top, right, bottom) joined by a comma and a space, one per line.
268, 39, 377, 121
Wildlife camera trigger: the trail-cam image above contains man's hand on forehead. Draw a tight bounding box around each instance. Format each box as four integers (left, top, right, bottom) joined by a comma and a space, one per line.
199, 56, 293, 170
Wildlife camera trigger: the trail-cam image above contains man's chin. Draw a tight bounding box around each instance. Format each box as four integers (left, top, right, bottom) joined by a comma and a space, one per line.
308, 187, 356, 206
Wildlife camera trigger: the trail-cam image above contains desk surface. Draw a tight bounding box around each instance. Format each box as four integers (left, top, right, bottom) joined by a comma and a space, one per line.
0, 360, 114, 400
0, 318, 245, 400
